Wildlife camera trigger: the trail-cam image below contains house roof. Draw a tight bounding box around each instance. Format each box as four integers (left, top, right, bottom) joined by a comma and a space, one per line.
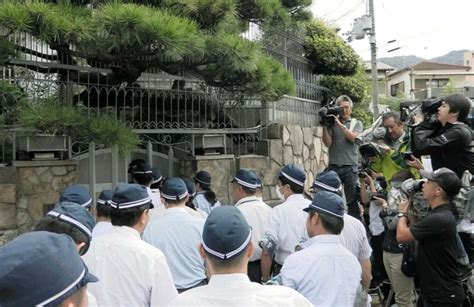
388, 61, 471, 77
364, 61, 395, 72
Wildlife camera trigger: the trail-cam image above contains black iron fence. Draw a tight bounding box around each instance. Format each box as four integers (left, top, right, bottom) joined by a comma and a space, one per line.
1, 23, 324, 164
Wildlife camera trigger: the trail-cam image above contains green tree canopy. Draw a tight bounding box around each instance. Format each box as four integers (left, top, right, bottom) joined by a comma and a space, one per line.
0, 0, 311, 100
304, 19, 359, 76
319, 64, 369, 103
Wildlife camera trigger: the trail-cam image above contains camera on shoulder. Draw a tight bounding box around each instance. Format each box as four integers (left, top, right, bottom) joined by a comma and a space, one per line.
318, 98, 344, 127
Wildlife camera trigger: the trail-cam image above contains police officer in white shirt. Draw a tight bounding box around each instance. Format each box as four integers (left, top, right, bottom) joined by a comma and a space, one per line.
60, 185, 93, 211
83, 183, 178, 307
132, 163, 165, 216
193, 170, 221, 214
168, 206, 312, 307
0, 231, 98, 307
232, 169, 271, 283
91, 189, 113, 237
312, 171, 373, 296
279, 191, 362, 306
260, 164, 311, 281
143, 177, 207, 292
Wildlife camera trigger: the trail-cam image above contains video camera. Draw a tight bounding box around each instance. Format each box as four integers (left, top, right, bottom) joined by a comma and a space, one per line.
399, 98, 442, 126
318, 98, 344, 127
358, 142, 385, 160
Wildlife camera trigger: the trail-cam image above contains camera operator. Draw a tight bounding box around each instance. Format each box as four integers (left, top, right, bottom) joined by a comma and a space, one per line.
397, 168, 465, 307
322, 95, 363, 218
411, 93, 474, 178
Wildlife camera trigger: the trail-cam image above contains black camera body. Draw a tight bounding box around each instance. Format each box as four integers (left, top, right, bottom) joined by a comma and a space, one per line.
399, 98, 442, 126
318, 99, 344, 127
358, 142, 383, 160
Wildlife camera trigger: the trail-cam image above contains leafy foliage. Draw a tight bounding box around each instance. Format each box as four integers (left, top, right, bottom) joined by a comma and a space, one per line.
0, 0, 308, 100
304, 19, 359, 76
352, 101, 373, 129
16, 99, 139, 154
319, 65, 369, 103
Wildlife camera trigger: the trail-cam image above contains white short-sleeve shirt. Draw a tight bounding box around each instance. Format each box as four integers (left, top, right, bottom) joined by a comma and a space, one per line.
83, 226, 178, 306
263, 194, 311, 264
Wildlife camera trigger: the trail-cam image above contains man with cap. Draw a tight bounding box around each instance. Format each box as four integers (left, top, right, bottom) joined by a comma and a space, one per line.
60, 185, 93, 210
35, 202, 96, 256
131, 162, 165, 217
83, 183, 178, 306
184, 179, 208, 219
279, 191, 362, 306
143, 177, 207, 292
34, 202, 98, 306
0, 231, 98, 307
128, 158, 146, 182
260, 164, 311, 282
232, 169, 271, 283
91, 189, 113, 237
397, 167, 465, 306
193, 170, 221, 214
168, 206, 312, 306
312, 171, 373, 305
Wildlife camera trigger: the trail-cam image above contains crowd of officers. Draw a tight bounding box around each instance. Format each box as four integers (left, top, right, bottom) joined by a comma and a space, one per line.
0, 93, 473, 307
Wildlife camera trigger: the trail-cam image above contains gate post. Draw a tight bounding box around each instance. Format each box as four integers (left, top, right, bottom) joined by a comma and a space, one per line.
88, 142, 96, 201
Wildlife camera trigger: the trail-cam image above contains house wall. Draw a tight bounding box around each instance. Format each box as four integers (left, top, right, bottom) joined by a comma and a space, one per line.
388, 72, 412, 97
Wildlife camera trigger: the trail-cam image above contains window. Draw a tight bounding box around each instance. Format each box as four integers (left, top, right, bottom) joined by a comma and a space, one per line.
390, 82, 405, 96
415, 78, 449, 89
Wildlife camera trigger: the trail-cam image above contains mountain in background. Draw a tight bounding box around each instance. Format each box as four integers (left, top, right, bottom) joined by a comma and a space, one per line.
379, 49, 469, 70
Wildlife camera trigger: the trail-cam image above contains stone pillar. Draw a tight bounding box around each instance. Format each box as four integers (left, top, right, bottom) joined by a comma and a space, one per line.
13, 160, 78, 235
0, 167, 18, 246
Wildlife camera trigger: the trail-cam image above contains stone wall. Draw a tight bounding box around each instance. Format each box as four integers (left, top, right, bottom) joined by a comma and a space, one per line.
261, 124, 328, 191
0, 167, 18, 246
179, 123, 328, 206
0, 160, 78, 245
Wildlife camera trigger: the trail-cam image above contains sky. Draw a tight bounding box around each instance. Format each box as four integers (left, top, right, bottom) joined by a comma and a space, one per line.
310, 0, 474, 61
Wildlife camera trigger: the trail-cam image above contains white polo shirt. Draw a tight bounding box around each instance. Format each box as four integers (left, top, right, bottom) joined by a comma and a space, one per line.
91, 221, 112, 238
143, 207, 206, 290
168, 273, 312, 306
83, 226, 178, 306
280, 234, 362, 306
235, 196, 271, 262
263, 194, 311, 264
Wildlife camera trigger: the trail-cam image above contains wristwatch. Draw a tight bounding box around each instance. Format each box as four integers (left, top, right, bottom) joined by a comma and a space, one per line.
397, 212, 408, 218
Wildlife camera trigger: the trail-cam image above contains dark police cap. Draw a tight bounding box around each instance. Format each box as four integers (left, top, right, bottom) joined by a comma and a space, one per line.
231, 169, 259, 189
110, 183, 154, 209
60, 185, 93, 209
0, 231, 98, 307
128, 158, 146, 173
132, 163, 153, 175
303, 190, 345, 219
312, 170, 343, 195
46, 202, 96, 241
202, 206, 252, 260
152, 167, 163, 184
195, 170, 212, 186
279, 164, 306, 187
97, 189, 113, 205
184, 179, 196, 197
161, 177, 189, 201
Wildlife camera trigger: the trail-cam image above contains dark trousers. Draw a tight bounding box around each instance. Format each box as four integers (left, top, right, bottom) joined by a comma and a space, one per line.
370, 233, 387, 285
177, 279, 208, 293
248, 260, 261, 283
326, 164, 359, 219
458, 232, 474, 264
417, 294, 463, 307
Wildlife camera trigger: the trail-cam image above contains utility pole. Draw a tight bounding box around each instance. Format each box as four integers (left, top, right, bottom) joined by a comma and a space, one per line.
368, 0, 379, 118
